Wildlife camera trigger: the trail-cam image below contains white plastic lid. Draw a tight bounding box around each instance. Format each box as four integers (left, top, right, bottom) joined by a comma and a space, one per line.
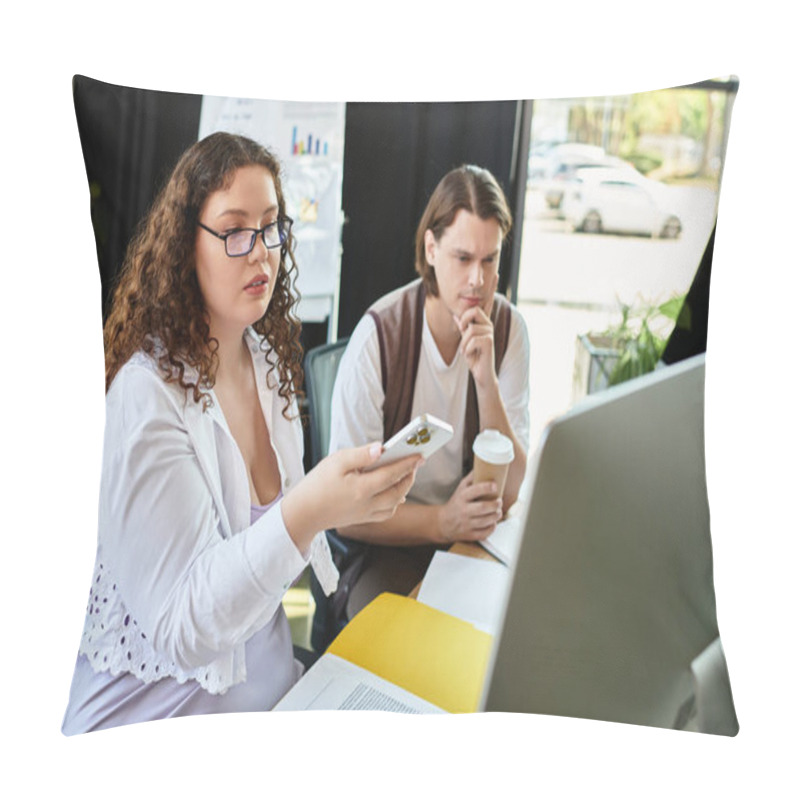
472, 429, 514, 464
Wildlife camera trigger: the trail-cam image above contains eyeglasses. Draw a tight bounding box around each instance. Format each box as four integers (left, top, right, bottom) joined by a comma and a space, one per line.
197, 217, 293, 257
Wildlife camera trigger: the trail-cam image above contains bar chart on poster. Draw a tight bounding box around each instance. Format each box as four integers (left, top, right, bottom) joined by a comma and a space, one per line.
198, 96, 346, 334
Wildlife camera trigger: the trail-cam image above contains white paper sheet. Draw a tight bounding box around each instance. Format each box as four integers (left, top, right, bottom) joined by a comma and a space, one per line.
273, 653, 445, 713
416, 551, 509, 635
480, 514, 524, 565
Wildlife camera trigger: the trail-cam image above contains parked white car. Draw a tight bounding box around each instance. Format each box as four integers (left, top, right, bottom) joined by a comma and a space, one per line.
562, 168, 682, 239
530, 143, 637, 209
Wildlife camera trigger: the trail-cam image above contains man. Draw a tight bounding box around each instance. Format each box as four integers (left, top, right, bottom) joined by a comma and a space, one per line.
328, 164, 530, 619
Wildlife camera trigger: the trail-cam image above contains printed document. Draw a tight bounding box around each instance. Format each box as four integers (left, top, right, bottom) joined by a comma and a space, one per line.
273, 653, 445, 713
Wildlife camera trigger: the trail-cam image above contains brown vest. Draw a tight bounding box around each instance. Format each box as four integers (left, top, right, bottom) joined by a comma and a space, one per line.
367, 279, 512, 477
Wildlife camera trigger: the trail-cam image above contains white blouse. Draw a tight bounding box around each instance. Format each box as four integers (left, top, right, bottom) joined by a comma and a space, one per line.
65, 329, 337, 707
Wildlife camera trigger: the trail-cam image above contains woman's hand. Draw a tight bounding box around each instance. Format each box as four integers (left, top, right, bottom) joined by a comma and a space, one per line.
281, 443, 422, 553
436, 471, 503, 544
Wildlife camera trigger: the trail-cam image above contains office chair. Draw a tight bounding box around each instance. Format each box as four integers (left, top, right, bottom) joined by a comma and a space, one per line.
303, 338, 366, 653
304, 338, 349, 468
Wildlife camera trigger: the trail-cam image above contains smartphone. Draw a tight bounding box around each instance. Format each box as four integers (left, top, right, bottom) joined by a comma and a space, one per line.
366, 413, 454, 470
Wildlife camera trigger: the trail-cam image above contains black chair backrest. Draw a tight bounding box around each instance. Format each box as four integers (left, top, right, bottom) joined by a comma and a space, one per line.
303, 338, 359, 653
304, 338, 349, 469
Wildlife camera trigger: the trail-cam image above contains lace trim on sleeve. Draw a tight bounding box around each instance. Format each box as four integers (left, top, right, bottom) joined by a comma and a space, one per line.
77, 558, 244, 695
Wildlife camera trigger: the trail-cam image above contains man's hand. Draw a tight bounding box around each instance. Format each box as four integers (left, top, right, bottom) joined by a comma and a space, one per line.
453, 272, 499, 389
436, 471, 503, 544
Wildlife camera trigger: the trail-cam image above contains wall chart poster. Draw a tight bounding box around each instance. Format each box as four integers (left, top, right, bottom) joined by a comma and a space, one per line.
199, 96, 346, 327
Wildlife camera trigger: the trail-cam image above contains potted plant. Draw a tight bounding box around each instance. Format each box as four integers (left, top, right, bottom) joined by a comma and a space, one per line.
573, 294, 691, 400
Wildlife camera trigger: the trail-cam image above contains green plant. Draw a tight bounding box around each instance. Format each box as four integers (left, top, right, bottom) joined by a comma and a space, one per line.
600, 295, 691, 386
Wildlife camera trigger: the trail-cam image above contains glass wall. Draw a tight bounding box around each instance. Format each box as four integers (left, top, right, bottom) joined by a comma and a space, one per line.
518, 80, 736, 447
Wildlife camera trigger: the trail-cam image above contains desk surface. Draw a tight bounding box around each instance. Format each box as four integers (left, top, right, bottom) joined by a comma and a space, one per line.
449, 541, 500, 562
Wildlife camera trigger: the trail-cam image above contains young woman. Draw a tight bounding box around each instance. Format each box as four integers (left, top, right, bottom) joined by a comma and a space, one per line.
62, 132, 420, 734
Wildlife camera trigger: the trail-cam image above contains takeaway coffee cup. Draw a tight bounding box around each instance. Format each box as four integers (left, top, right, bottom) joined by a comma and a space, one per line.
472, 429, 514, 499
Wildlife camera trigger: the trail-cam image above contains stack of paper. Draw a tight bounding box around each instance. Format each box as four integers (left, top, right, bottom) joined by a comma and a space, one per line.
480, 514, 524, 564
416, 550, 509, 635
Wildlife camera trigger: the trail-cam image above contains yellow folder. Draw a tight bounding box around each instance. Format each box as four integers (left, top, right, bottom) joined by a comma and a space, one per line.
326, 592, 493, 713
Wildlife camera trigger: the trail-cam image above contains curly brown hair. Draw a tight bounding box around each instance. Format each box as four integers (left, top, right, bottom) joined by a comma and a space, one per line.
103, 132, 303, 418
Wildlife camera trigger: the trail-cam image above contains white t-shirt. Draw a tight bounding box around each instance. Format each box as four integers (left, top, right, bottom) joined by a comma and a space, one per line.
329, 297, 530, 506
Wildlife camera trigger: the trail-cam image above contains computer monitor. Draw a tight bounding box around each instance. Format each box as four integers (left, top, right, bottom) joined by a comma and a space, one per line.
480, 354, 738, 734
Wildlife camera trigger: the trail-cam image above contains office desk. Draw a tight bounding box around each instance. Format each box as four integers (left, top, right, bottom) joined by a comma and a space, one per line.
449, 541, 501, 562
